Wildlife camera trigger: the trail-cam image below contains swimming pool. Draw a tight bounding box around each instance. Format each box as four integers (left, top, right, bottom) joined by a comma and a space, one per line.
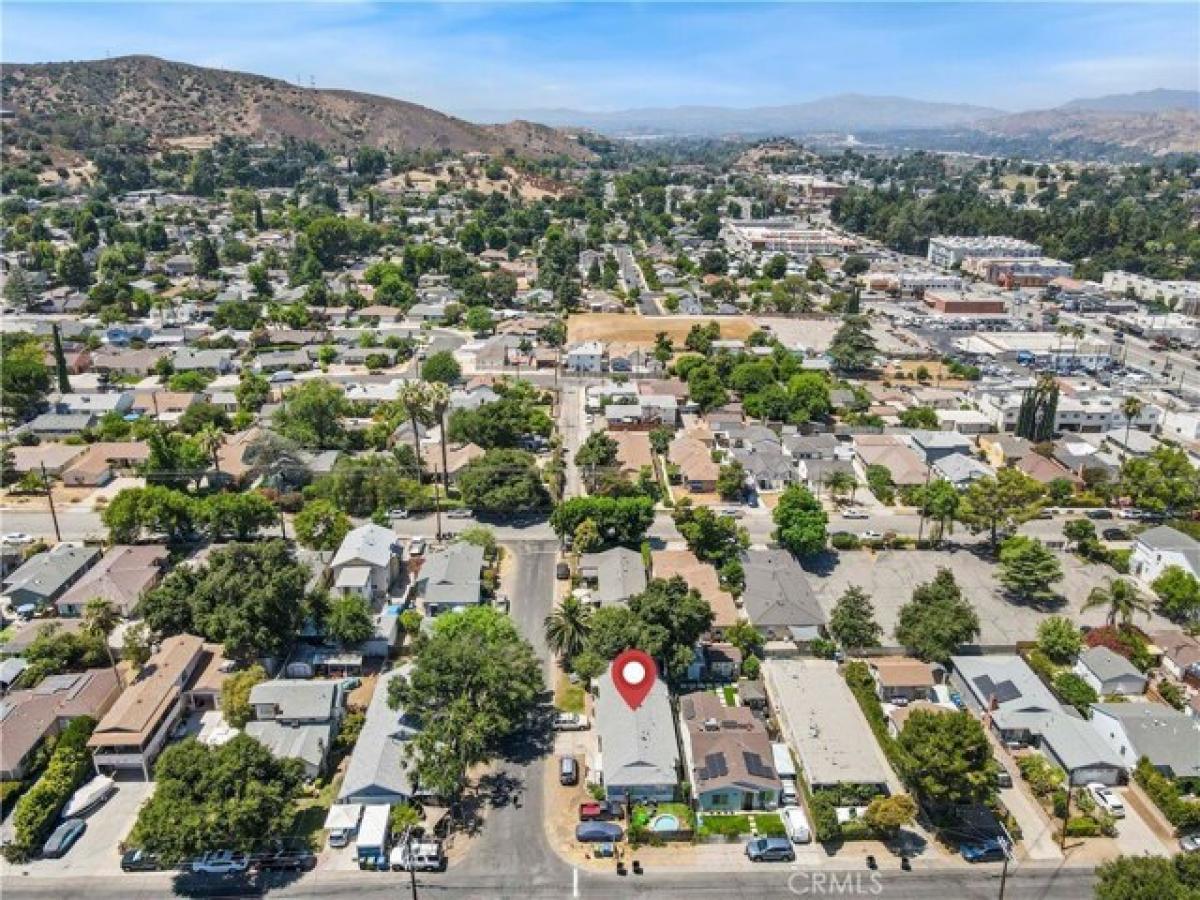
650, 814, 680, 832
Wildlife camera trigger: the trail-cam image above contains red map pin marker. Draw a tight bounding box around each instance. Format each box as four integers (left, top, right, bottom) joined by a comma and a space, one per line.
611, 649, 657, 710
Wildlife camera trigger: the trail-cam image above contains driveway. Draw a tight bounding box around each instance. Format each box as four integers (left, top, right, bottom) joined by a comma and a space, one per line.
1112, 786, 1173, 857
5, 779, 154, 878
806, 549, 1173, 646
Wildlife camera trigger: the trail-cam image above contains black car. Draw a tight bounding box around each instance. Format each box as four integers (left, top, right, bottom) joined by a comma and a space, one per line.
257, 850, 316, 871
1102, 528, 1130, 541
121, 849, 161, 872
556, 561, 570, 580
1086, 509, 1114, 520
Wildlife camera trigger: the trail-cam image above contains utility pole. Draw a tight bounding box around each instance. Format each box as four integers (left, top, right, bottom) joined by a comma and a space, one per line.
1059, 786, 1071, 851
41, 463, 61, 542
998, 835, 1011, 900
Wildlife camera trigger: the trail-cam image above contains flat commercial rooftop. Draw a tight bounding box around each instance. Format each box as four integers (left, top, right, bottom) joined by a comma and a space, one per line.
762, 658, 898, 791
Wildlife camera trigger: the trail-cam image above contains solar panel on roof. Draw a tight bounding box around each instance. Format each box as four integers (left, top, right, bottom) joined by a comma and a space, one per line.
991, 679, 1021, 704
705, 752, 728, 777
743, 751, 774, 779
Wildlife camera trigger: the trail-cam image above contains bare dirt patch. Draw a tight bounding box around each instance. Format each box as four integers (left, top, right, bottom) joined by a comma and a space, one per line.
568, 314, 756, 348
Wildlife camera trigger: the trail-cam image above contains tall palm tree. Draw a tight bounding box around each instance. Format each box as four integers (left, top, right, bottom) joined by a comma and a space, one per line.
1121, 396, 1144, 460
398, 381, 430, 477
544, 595, 593, 662
427, 382, 452, 495
197, 424, 224, 482
83, 597, 123, 687
1082, 577, 1152, 627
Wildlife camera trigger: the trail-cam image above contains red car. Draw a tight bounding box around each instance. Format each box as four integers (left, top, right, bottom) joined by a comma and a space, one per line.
579, 801, 616, 821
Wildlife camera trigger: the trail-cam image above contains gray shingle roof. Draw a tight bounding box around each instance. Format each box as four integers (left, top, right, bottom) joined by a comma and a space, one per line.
595, 668, 677, 791
338, 665, 420, 803
1092, 703, 1200, 778
332, 524, 399, 570
1078, 646, 1144, 684
740, 550, 823, 630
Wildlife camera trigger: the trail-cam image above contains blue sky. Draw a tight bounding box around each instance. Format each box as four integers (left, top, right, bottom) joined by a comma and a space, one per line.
4, 2, 1198, 114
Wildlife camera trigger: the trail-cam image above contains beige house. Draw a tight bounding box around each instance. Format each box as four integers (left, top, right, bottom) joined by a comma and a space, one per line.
56, 544, 168, 617
88, 634, 227, 779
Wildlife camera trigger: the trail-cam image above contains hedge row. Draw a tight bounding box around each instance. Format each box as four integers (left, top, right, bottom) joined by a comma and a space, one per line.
843, 661, 915, 778
1135, 758, 1200, 831
3, 717, 96, 862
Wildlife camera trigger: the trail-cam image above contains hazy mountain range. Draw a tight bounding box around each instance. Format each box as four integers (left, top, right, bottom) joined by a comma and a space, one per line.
460, 89, 1200, 156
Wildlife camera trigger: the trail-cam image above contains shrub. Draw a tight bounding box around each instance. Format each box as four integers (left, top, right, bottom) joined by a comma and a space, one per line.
1063, 816, 1102, 837
1018, 754, 1065, 797
830, 532, 861, 551
1135, 758, 1200, 830
1159, 680, 1186, 711
3, 717, 95, 862
1052, 671, 1099, 715
809, 795, 841, 842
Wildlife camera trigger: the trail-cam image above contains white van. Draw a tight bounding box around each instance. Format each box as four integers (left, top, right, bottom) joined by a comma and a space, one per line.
390, 840, 446, 872
781, 806, 812, 844
779, 777, 799, 806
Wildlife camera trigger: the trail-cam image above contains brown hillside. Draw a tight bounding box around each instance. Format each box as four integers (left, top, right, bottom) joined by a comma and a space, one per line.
1, 55, 595, 161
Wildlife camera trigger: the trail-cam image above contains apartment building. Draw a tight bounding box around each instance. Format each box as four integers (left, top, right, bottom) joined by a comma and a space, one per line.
926, 236, 1041, 269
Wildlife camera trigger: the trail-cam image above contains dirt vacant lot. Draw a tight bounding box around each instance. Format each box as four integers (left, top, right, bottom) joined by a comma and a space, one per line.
568, 313, 757, 347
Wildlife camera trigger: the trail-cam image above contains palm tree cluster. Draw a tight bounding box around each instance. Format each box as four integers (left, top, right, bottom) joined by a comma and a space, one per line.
544, 595, 592, 662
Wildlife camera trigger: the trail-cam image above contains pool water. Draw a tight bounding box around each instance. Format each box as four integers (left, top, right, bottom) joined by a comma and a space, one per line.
650, 814, 680, 832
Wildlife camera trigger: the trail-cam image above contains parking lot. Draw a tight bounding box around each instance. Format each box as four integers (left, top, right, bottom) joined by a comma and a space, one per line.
2, 779, 154, 878
807, 549, 1174, 645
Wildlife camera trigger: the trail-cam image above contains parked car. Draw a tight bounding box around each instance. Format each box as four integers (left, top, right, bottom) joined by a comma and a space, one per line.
949, 691, 966, 710
191, 851, 250, 875
1087, 783, 1125, 818
1102, 528, 1130, 541
388, 508, 410, 519
781, 806, 811, 844
1, 532, 34, 546
447, 508, 473, 519
389, 840, 446, 872
559, 755, 579, 786
1086, 509, 1114, 520
960, 839, 1006, 863
553, 712, 589, 731
860, 530, 883, 540
745, 837, 796, 862
575, 821, 623, 842
1117, 508, 1141, 520
120, 849, 161, 872
257, 850, 316, 871
556, 561, 570, 580
41, 819, 86, 859
841, 508, 869, 520
1180, 834, 1200, 853
579, 801, 617, 821
407, 537, 427, 557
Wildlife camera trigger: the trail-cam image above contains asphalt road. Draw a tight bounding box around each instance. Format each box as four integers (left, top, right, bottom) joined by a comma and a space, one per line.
0, 862, 1097, 899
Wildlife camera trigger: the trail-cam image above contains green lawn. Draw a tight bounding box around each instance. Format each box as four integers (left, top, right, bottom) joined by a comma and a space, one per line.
752, 813, 787, 837
721, 686, 737, 706
557, 683, 586, 715
633, 802, 695, 829
0, 624, 15, 644
697, 814, 751, 838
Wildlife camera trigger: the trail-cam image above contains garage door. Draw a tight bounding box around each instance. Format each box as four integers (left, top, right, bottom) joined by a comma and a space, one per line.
1072, 766, 1121, 786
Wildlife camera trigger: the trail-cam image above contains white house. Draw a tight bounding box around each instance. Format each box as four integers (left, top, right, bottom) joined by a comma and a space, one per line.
1072, 647, 1147, 697
330, 524, 402, 603
564, 341, 605, 373
1130, 526, 1200, 587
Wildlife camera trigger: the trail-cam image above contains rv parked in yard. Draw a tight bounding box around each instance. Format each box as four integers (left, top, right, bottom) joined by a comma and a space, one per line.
355, 804, 391, 868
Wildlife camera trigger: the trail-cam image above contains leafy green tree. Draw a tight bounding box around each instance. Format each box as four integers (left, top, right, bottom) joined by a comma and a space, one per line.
827, 315, 877, 371
201, 491, 278, 541
716, 460, 747, 501
1, 334, 51, 421
1151, 565, 1200, 622
294, 498, 351, 550
895, 568, 980, 663
673, 499, 748, 566
772, 484, 828, 557
1062, 518, 1096, 548
575, 432, 619, 471
898, 406, 939, 428
388, 607, 543, 804
102, 485, 202, 544
1036, 615, 1082, 663
325, 595, 375, 646
1120, 446, 1200, 516
122, 621, 153, 668
723, 620, 764, 661
1082, 577, 1152, 627
997, 536, 1063, 604
273, 380, 349, 449
3, 265, 35, 308
1053, 670, 1098, 715
544, 595, 593, 662
828, 586, 882, 649
128, 735, 304, 863
685, 364, 729, 412
138, 541, 309, 662
898, 710, 999, 809
957, 468, 1044, 549
628, 576, 714, 681
56, 246, 90, 288
464, 305, 494, 335
192, 237, 220, 277
421, 351, 462, 384
863, 794, 917, 838
551, 496, 655, 547
458, 448, 548, 512
220, 664, 267, 728
1095, 855, 1194, 900
447, 397, 553, 449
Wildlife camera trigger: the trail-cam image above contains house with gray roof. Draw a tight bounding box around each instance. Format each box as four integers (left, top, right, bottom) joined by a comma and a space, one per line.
1131, 525, 1200, 588
740, 550, 824, 642
1035, 710, 1125, 786
172, 347, 235, 373
413, 542, 484, 616
908, 429, 974, 464
26, 412, 98, 439
2, 544, 101, 610
933, 452, 994, 487
245, 679, 343, 779
330, 524, 402, 603
1090, 702, 1200, 779
578, 547, 646, 607
338, 665, 422, 806
595, 667, 678, 803
734, 442, 796, 491
1073, 647, 1147, 697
